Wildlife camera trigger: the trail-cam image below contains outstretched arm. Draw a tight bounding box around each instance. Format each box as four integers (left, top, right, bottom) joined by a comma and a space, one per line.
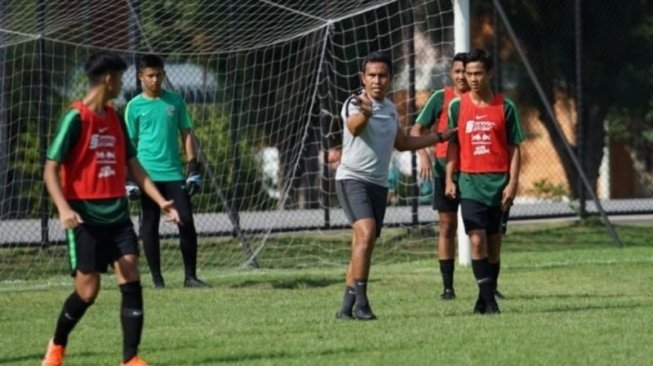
395, 127, 456, 152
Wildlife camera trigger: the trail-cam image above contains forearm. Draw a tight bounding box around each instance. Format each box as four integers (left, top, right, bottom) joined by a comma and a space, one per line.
181, 130, 196, 160
445, 142, 459, 182
43, 161, 72, 213
507, 146, 521, 188
396, 133, 441, 152
346, 114, 371, 136
409, 124, 430, 157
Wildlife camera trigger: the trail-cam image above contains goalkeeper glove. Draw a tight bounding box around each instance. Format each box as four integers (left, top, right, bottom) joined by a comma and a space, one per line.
185, 158, 202, 196
125, 181, 141, 200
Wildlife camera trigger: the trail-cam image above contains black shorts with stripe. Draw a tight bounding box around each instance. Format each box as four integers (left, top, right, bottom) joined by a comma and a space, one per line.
460, 199, 510, 234
66, 220, 139, 276
336, 179, 388, 238
433, 177, 459, 212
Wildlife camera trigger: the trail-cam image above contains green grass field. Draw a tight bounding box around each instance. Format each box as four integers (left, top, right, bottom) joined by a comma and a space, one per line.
1, 221, 652, 365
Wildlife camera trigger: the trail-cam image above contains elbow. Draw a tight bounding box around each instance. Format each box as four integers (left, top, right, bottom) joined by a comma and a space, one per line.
348, 125, 363, 136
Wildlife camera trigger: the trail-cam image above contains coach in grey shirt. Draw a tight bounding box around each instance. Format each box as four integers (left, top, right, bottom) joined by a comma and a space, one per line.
335, 51, 456, 321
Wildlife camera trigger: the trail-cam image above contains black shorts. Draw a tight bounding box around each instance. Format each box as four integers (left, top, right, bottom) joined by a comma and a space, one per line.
66, 221, 139, 276
460, 199, 508, 234
433, 177, 459, 212
336, 179, 388, 238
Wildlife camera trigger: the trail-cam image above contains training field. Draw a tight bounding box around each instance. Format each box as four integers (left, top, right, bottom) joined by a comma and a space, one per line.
1, 221, 652, 365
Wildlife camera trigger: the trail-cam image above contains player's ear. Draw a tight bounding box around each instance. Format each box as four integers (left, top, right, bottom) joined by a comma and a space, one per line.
359, 71, 365, 87
103, 73, 113, 87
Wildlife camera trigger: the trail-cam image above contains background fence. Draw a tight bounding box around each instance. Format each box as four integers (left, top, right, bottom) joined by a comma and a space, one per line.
0, 0, 651, 278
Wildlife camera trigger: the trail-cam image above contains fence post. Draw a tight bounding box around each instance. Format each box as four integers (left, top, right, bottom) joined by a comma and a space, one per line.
575, 0, 587, 218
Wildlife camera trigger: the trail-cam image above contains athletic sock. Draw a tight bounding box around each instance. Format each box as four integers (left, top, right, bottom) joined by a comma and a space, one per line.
471, 258, 495, 305
439, 259, 455, 290
120, 281, 144, 363
53, 291, 93, 346
354, 279, 369, 307
340, 286, 356, 314
489, 261, 501, 293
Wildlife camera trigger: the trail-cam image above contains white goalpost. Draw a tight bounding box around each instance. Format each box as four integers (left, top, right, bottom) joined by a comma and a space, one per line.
453, 0, 471, 266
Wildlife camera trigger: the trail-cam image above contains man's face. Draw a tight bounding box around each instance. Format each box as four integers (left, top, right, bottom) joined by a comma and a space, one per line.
139, 66, 165, 94
360, 61, 391, 100
450, 60, 467, 93
464, 61, 492, 93
107, 71, 124, 99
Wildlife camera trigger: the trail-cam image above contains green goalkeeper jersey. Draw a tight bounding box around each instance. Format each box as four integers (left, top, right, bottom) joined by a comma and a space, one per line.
125, 90, 193, 181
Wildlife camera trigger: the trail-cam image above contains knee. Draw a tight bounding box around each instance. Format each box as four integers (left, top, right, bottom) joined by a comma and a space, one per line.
76, 288, 98, 303
355, 226, 376, 245
179, 217, 196, 233
439, 220, 457, 239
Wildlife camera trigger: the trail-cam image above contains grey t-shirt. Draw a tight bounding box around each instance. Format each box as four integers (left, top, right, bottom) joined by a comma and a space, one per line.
336, 95, 399, 187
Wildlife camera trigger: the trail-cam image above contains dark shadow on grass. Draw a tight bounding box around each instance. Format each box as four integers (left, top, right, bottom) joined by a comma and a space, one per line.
229, 277, 341, 290
505, 293, 630, 301
154, 346, 359, 365
528, 302, 651, 314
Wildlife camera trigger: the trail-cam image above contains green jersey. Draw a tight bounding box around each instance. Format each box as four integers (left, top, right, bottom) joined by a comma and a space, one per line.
448, 96, 526, 206
125, 90, 192, 181
47, 109, 136, 225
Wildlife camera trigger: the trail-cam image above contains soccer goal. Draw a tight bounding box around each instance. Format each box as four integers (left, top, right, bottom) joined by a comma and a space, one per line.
0, 0, 465, 279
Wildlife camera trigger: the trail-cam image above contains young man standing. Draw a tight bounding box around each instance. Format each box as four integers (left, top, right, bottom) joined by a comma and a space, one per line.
335, 51, 456, 320
445, 49, 525, 314
125, 54, 209, 289
41, 52, 180, 366
410, 52, 468, 300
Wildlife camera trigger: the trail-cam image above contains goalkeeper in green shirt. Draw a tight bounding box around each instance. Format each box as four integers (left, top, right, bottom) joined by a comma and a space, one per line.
125, 54, 209, 289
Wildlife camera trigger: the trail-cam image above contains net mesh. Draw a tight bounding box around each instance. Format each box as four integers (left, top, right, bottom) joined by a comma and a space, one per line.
1, 0, 479, 280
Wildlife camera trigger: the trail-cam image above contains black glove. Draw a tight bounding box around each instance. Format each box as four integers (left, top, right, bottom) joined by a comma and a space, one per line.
185, 158, 202, 196
125, 181, 141, 200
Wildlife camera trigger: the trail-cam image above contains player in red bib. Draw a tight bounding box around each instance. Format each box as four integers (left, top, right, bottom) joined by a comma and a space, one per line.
41, 52, 180, 366
445, 49, 526, 315
410, 52, 468, 300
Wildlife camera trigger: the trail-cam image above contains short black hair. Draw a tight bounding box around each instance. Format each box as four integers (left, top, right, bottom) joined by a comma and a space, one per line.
452, 52, 467, 65
137, 54, 165, 71
84, 52, 127, 85
361, 51, 393, 75
464, 48, 493, 71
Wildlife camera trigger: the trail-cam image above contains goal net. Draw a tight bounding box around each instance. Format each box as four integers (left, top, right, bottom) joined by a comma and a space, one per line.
0, 0, 457, 280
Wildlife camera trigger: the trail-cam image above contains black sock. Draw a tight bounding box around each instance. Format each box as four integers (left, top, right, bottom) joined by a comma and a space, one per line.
53, 292, 93, 346
340, 286, 356, 314
489, 261, 501, 293
354, 279, 369, 307
120, 281, 144, 363
471, 258, 494, 305
439, 259, 455, 290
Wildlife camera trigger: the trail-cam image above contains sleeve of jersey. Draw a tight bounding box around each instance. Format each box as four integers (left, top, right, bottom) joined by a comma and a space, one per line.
124, 100, 138, 144
178, 97, 193, 130
415, 90, 443, 128
447, 98, 461, 144
46, 110, 81, 163
341, 96, 360, 121
505, 99, 526, 145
